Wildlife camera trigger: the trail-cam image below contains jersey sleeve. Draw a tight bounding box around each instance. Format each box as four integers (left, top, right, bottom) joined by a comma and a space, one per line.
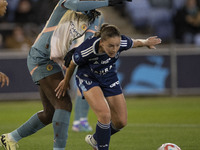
62, 0, 109, 12
72, 47, 87, 66
120, 35, 133, 51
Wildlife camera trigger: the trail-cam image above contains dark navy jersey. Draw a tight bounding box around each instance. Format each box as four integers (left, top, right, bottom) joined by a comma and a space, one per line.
72, 35, 133, 78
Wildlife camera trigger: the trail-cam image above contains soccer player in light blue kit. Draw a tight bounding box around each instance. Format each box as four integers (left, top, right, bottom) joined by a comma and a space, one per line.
0, 1, 132, 150
55, 24, 161, 150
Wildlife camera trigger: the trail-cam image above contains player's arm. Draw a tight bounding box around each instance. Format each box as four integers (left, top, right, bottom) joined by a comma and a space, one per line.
62, 0, 132, 12
132, 36, 162, 49
0, 0, 8, 16
0, 72, 9, 88
55, 60, 77, 99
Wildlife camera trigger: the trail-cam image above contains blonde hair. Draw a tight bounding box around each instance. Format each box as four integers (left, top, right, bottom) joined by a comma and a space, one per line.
95, 23, 121, 41
59, 10, 89, 27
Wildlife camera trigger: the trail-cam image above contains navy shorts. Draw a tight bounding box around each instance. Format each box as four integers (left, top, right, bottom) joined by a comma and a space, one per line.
75, 71, 122, 98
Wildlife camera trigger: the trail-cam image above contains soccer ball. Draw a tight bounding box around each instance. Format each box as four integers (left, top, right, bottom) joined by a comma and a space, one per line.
158, 143, 181, 150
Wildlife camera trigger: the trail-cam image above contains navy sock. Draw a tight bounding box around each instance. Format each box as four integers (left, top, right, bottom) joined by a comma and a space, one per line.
93, 122, 120, 140
110, 123, 120, 135
95, 121, 111, 150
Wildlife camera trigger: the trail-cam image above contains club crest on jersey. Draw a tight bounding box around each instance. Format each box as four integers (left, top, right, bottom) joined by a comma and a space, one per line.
85, 80, 92, 85
74, 53, 80, 61
81, 24, 87, 31
46, 64, 53, 71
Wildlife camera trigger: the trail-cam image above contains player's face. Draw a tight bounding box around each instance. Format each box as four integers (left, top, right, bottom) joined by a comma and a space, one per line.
100, 36, 121, 58
0, 0, 8, 16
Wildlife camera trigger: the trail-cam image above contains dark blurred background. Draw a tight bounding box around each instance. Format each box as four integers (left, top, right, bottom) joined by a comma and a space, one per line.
0, 0, 200, 100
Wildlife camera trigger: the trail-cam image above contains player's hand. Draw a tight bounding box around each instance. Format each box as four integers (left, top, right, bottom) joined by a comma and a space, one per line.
145, 36, 162, 49
55, 79, 70, 99
0, 0, 8, 16
0, 72, 9, 88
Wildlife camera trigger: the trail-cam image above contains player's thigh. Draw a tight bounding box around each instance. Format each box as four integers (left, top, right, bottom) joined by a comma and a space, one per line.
106, 94, 127, 125
39, 72, 72, 111
83, 86, 111, 123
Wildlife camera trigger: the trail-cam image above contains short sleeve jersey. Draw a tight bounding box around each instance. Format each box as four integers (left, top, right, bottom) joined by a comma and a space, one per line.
72, 35, 133, 78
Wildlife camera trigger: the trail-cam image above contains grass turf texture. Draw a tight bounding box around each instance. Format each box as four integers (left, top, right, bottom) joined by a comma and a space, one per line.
0, 96, 200, 150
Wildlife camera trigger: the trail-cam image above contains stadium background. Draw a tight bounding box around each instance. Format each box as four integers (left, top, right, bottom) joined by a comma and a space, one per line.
0, 0, 200, 150
1, 0, 200, 99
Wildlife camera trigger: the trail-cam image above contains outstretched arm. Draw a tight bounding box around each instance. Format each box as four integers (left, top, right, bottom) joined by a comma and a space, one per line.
55, 60, 77, 99
132, 36, 162, 49
63, 0, 132, 12
0, 0, 8, 16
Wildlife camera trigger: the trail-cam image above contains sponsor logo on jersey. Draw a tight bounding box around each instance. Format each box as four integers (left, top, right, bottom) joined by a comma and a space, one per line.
110, 81, 119, 88
101, 58, 111, 64
69, 21, 82, 39
89, 57, 99, 61
94, 65, 113, 75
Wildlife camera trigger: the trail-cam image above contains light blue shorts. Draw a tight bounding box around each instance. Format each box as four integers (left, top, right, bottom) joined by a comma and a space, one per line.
27, 47, 62, 85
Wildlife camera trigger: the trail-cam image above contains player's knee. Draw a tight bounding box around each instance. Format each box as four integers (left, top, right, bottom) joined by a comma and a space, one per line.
38, 109, 54, 125
56, 93, 72, 112
98, 111, 111, 124
115, 119, 127, 129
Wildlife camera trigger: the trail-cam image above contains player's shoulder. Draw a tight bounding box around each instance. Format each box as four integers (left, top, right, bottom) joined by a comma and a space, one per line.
121, 35, 131, 40
82, 36, 99, 47
76, 36, 98, 56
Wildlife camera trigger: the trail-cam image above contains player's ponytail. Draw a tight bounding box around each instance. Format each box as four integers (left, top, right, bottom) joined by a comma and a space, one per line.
96, 23, 121, 41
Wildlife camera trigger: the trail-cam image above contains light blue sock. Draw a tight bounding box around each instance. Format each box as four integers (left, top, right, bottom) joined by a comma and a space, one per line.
74, 96, 82, 121
10, 113, 45, 142
53, 109, 71, 150
79, 98, 90, 119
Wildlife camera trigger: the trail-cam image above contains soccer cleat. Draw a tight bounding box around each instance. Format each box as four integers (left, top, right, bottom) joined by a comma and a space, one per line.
0, 134, 18, 150
72, 124, 80, 132
85, 134, 98, 150
72, 120, 93, 132
80, 120, 93, 132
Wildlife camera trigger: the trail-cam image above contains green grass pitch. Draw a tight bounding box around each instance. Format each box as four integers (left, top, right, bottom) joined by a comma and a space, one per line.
0, 96, 200, 150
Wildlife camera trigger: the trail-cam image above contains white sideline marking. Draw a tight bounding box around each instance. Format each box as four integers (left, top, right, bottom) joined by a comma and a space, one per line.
127, 123, 200, 128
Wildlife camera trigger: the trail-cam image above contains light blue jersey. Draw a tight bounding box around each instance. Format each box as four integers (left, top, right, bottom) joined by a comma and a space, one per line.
27, 0, 105, 84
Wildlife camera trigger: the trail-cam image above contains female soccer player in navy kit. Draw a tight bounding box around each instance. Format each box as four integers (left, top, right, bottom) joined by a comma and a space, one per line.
0, 1, 133, 150
55, 24, 161, 150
